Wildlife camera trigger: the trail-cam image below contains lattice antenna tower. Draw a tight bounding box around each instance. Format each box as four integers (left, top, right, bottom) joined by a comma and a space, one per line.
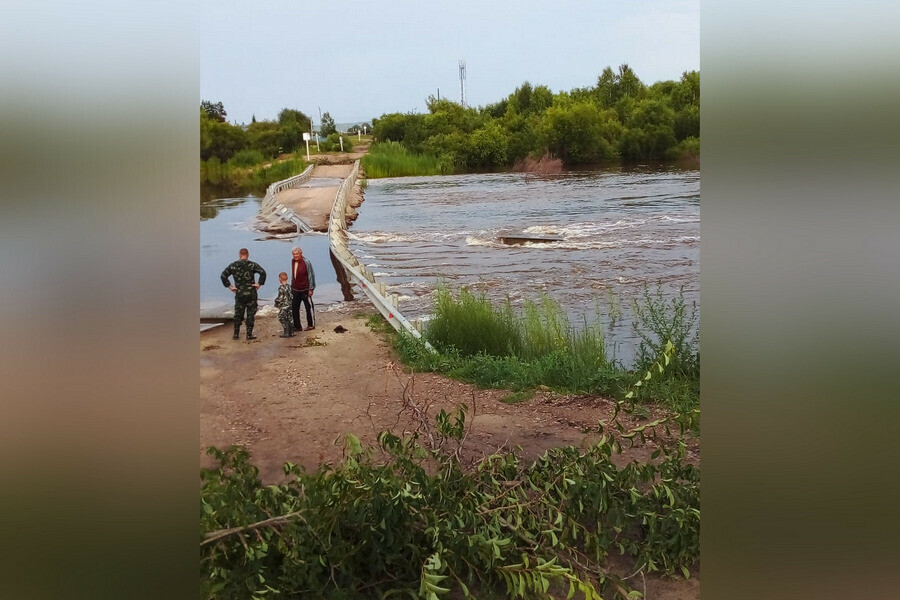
458, 60, 467, 108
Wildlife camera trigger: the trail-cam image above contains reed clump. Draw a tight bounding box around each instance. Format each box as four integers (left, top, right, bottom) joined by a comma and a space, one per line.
361, 141, 449, 178
399, 286, 621, 395
391, 285, 699, 414
201, 152, 308, 195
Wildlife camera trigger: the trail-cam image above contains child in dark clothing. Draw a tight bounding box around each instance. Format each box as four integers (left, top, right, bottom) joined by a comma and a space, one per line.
274, 272, 294, 337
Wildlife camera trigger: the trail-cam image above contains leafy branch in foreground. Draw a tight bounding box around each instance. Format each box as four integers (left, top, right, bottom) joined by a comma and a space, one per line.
201, 408, 699, 600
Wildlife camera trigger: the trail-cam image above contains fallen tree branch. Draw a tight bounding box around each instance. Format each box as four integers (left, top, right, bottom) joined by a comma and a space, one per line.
201, 510, 306, 547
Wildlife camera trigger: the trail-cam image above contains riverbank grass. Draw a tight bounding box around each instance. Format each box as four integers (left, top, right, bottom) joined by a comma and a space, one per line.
201, 152, 308, 195
361, 141, 448, 178
396, 287, 623, 395
388, 285, 699, 417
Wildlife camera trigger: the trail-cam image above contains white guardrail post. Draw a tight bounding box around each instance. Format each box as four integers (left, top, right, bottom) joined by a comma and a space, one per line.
328, 161, 434, 351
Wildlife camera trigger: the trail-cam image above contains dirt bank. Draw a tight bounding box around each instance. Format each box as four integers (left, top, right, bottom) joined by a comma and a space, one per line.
200, 303, 699, 598
200, 303, 697, 480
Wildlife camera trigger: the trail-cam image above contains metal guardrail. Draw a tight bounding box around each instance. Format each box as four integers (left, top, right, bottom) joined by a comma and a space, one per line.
261, 164, 315, 232
328, 161, 433, 349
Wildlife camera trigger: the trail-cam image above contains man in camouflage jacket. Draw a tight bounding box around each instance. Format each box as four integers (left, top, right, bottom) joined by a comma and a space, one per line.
220, 248, 267, 340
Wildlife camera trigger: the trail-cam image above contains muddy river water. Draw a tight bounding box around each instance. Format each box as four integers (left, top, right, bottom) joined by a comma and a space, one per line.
202, 165, 698, 365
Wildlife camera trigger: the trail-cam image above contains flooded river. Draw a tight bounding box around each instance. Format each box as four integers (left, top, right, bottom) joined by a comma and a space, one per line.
201, 166, 698, 365
348, 166, 699, 364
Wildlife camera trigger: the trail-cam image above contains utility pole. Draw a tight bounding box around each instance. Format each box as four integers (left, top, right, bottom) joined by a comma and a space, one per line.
459, 60, 467, 108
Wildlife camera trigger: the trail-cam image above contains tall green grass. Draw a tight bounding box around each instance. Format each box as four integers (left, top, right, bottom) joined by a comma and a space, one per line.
397, 287, 622, 394
361, 141, 449, 178
389, 285, 699, 415
201, 153, 308, 194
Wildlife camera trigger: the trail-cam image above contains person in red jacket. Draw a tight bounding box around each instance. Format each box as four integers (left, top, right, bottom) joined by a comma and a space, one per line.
290, 246, 316, 331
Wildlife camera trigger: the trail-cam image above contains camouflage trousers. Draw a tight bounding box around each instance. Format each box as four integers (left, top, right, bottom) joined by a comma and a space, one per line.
233, 289, 258, 329
278, 308, 292, 327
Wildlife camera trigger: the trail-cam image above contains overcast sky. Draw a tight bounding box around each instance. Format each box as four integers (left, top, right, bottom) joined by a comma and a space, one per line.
200, 0, 699, 126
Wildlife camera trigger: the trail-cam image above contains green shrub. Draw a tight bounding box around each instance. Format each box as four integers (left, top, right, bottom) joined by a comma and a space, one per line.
201, 418, 699, 599
227, 149, 266, 168
631, 285, 699, 379
664, 136, 700, 160
201, 157, 223, 185
324, 132, 353, 152
361, 141, 448, 178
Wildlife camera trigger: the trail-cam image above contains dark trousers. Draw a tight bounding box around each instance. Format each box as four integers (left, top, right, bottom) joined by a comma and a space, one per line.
291, 290, 315, 329
233, 289, 258, 329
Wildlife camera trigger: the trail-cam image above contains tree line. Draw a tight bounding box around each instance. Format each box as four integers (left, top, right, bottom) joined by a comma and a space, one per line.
201, 105, 352, 162
371, 64, 699, 170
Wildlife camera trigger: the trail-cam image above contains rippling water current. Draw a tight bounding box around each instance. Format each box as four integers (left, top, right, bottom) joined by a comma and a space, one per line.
350, 167, 699, 364
201, 167, 698, 366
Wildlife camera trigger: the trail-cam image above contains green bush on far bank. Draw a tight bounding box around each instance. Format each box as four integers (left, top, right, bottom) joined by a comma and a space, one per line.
227, 149, 266, 167
665, 136, 700, 161
318, 132, 355, 153
361, 141, 449, 178
367, 66, 700, 173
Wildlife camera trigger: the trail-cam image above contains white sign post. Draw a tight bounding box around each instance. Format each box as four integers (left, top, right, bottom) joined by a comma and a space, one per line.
358, 129, 361, 141
302, 132, 311, 161
339, 136, 343, 152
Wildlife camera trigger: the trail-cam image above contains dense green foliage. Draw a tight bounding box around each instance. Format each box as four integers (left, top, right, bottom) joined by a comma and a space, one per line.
393, 286, 699, 417
320, 111, 336, 136
201, 409, 699, 599
318, 132, 354, 153
200, 102, 317, 194
227, 149, 266, 168
201, 103, 312, 162
361, 141, 449, 178
201, 100, 227, 122
367, 65, 699, 176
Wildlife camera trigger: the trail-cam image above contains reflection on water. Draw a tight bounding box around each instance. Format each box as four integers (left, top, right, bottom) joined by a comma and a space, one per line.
201, 195, 255, 221
350, 166, 699, 365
